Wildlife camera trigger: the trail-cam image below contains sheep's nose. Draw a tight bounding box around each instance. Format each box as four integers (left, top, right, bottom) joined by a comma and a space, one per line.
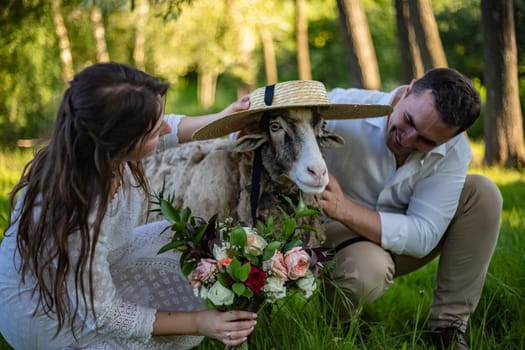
307, 165, 327, 183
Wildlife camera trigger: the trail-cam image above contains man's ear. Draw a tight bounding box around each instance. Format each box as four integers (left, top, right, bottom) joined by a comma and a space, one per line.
404, 79, 416, 97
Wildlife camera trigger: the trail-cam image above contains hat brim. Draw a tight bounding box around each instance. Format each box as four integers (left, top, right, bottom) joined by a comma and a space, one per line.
192, 103, 392, 140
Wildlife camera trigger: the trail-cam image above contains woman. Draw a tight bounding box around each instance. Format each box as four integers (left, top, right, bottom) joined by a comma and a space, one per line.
0, 62, 256, 349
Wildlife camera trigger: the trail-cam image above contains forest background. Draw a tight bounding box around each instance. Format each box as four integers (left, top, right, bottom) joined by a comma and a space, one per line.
1, 0, 524, 349
1, 0, 525, 167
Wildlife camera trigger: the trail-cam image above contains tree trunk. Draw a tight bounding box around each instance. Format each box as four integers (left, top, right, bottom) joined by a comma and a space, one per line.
394, 0, 424, 81
226, 0, 257, 96
51, 0, 74, 83
296, 0, 311, 80
336, 0, 381, 89
133, 0, 149, 70
482, 0, 525, 168
91, 6, 109, 62
260, 27, 278, 85
198, 70, 218, 109
407, 0, 447, 70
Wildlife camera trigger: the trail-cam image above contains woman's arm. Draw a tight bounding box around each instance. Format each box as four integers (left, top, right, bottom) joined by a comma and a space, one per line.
154, 309, 257, 347
177, 95, 250, 143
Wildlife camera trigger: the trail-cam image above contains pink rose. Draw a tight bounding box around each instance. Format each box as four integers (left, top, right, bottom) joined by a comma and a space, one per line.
189, 258, 217, 288
263, 251, 288, 281
284, 247, 310, 280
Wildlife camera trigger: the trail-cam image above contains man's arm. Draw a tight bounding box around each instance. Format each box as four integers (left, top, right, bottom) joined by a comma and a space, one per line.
320, 174, 381, 245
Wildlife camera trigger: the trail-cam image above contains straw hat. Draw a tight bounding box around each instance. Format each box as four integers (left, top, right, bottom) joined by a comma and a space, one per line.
192, 80, 392, 140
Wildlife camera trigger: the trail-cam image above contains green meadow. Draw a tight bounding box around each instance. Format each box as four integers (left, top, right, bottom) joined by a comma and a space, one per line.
1, 142, 524, 349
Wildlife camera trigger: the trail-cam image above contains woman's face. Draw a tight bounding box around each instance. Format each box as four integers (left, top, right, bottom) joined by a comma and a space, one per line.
126, 98, 172, 161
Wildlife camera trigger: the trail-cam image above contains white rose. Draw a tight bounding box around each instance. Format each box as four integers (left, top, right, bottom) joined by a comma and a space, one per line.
263, 276, 287, 301
194, 287, 209, 300
212, 244, 229, 261
296, 270, 316, 298
207, 281, 235, 306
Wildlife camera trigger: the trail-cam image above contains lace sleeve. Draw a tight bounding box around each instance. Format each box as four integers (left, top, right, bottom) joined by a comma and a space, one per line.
65, 191, 156, 340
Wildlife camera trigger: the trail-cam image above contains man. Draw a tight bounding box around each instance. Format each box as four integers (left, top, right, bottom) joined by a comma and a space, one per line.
319, 67, 502, 349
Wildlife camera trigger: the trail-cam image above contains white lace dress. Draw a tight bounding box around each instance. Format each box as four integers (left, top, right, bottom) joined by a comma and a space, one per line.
0, 115, 205, 349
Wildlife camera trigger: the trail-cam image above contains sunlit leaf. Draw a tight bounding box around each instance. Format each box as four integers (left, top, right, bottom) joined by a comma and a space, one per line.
230, 226, 247, 247
230, 258, 250, 281
232, 282, 246, 296
160, 199, 180, 224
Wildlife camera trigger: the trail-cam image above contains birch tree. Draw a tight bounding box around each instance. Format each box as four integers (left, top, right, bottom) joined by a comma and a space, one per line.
51, 0, 74, 83
296, 0, 312, 80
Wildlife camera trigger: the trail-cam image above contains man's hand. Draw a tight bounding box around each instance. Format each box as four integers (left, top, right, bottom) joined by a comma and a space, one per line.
320, 174, 344, 219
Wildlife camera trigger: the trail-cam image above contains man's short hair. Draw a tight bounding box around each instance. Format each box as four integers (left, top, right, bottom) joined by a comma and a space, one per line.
410, 68, 481, 134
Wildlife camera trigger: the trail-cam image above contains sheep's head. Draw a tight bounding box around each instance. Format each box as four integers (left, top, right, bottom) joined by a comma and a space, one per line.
229, 107, 344, 194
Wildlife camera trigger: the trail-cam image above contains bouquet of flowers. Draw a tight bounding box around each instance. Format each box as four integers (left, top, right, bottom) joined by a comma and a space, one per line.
155, 191, 333, 315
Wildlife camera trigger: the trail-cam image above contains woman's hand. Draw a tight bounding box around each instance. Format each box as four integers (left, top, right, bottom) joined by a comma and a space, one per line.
218, 95, 250, 118
196, 309, 257, 346
177, 95, 250, 143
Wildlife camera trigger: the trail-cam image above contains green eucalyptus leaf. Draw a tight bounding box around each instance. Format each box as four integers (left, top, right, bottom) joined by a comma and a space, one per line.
230, 258, 250, 281
217, 273, 229, 287
243, 288, 254, 298
262, 241, 282, 260
283, 239, 303, 252
230, 226, 247, 247
232, 282, 246, 296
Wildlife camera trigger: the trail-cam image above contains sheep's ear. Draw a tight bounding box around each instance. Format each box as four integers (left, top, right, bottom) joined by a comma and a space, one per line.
231, 134, 268, 152
319, 132, 345, 148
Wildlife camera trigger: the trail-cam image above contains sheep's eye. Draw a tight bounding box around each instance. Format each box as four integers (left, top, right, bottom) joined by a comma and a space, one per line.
269, 122, 282, 132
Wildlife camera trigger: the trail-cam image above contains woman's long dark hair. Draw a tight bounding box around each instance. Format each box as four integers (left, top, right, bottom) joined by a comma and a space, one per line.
5, 62, 170, 337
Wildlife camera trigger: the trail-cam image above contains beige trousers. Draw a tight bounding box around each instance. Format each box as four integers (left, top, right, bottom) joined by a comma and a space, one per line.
323, 174, 503, 333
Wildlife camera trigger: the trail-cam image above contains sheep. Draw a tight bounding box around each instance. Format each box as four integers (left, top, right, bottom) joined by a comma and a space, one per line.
143, 107, 344, 246
143, 80, 391, 246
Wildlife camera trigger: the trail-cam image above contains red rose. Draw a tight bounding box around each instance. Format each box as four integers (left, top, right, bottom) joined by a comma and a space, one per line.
245, 265, 266, 294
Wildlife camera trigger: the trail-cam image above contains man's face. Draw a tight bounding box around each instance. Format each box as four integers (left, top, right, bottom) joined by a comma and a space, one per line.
386, 84, 460, 159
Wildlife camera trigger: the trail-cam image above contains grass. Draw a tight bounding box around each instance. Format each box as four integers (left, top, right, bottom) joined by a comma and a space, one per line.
1, 142, 524, 349
0, 148, 32, 233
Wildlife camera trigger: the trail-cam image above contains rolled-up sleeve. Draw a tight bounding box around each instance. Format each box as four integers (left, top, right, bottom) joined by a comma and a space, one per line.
162, 114, 184, 148
327, 86, 471, 258
379, 142, 470, 257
